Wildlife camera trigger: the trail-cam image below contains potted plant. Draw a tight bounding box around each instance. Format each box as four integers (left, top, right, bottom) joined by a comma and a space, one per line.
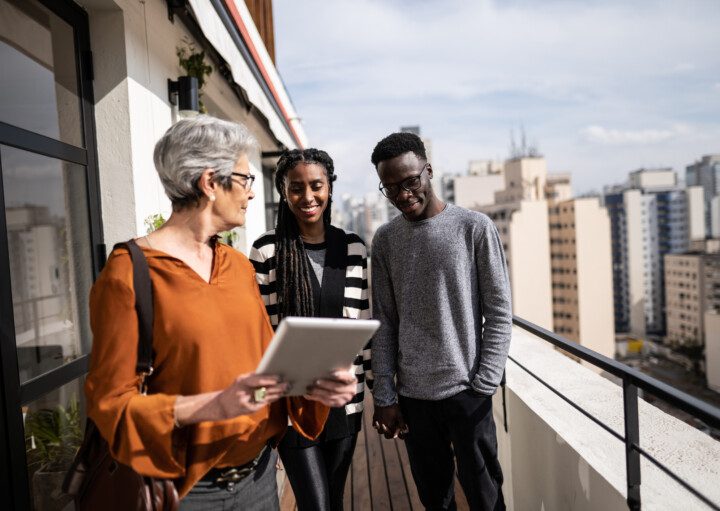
177, 37, 213, 113
25, 397, 82, 511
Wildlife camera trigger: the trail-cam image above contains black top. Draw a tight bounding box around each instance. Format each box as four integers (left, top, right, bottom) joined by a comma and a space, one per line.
289, 228, 362, 446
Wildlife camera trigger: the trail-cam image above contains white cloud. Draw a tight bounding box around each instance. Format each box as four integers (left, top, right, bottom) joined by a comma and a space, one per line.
274, 0, 720, 197
581, 126, 677, 145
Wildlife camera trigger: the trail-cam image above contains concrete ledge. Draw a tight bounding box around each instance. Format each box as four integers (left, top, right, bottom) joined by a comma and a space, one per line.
495, 326, 720, 510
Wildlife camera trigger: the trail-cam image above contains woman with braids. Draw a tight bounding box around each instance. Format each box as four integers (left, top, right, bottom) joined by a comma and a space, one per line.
249, 149, 371, 511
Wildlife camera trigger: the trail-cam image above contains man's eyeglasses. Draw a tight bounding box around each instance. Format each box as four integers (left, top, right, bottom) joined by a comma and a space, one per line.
378, 164, 428, 198
231, 172, 256, 190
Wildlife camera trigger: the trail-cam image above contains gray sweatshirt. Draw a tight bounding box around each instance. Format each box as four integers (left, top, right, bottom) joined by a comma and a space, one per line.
370, 203, 512, 406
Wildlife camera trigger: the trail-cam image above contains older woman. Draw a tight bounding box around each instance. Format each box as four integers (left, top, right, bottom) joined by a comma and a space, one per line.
84, 116, 357, 510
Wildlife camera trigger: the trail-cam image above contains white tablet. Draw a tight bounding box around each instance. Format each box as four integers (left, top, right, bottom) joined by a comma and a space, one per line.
256, 317, 380, 396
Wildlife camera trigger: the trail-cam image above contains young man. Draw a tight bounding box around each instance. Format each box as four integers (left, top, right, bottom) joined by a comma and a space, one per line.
369, 132, 512, 511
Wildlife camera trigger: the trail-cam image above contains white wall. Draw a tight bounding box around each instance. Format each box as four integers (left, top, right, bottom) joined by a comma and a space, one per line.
86, 0, 289, 253
706, 312, 720, 392
453, 174, 505, 209
687, 186, 706, 241
508, 200, 553, 330
498, 327, 720, 510
575, 198, 615, 359
624, 190, 646, 337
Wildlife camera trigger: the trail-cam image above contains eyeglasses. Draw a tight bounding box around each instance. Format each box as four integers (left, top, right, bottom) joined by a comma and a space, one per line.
378, 164, 428, 198
231, 171, 256, 190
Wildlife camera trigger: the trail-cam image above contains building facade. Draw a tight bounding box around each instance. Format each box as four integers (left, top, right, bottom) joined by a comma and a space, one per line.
603, 169, 705, 337
548, 197, 615, 359
0, 0, 305, 507
479, 157, 615, 356
686, 154, 720, 237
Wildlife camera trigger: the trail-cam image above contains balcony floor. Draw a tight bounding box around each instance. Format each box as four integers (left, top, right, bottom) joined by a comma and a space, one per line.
280, 393, 470, 510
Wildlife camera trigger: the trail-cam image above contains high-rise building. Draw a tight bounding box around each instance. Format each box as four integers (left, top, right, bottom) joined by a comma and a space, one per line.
603, 169, 705, 337
443, 160, 504, 209
478, 157, 615, 357
548, 195, 615, 359
480, 157, 553, 330
686, 155, 720, 237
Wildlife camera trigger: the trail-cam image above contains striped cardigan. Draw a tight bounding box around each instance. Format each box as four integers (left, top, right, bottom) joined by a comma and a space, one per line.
249, 228, 372, 417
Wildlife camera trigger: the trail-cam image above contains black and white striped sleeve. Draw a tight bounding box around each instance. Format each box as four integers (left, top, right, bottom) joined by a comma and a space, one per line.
249, 231, 279, 328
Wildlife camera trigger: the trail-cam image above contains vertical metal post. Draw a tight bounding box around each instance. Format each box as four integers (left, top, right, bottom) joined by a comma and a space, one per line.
623, 378, 641, 510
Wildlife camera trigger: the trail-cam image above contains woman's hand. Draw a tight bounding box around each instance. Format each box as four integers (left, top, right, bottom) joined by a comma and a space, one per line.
174, 373, 287, 427
304, 368, 358, 408
216, 373, 288, 419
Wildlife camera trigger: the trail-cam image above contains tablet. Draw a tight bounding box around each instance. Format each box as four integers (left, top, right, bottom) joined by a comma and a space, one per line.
256, 317, 380, 396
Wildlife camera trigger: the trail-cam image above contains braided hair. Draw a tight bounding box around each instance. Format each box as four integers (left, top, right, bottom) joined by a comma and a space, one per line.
274, 148, 336, 319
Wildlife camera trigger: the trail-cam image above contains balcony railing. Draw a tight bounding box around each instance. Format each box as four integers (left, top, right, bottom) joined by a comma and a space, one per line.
509, 316, 720, 511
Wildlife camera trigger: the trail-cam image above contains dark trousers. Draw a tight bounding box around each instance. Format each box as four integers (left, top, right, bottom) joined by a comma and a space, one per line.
399, 390, 505, 511
278, 427, 358, 511
180, 448, 279, 511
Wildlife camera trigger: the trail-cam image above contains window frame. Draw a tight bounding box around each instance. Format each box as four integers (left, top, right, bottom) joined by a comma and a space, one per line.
0, 0, 103, 507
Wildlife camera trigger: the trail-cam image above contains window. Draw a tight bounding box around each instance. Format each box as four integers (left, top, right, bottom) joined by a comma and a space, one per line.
0, 0, 101, 507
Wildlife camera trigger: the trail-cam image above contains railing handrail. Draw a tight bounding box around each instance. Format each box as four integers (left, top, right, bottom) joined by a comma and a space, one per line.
511, 315, 720, 510
512, 316, 720, 429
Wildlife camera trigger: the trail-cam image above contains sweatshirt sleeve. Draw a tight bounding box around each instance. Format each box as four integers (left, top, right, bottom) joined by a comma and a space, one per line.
472, 218, 513, 395
369, 232, 400, 406
84, 261, 185, 478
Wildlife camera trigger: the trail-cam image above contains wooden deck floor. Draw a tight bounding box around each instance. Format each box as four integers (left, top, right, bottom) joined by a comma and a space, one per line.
280, 394, 469, 510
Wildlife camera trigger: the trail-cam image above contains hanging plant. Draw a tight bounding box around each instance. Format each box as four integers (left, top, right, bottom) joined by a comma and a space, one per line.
176, 37, 213, 113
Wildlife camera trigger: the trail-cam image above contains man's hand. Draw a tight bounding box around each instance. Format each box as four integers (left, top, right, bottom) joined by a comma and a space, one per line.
373, 403, 409, 439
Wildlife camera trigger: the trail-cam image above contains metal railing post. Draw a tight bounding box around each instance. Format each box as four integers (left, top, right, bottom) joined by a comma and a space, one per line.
623, 377, 641, 510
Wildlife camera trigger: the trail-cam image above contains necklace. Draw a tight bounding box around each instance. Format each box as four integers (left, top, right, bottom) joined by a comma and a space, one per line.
144, 235, 153, 249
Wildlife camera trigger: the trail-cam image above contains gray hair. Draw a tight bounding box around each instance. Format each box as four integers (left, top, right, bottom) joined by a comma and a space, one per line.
153, 115, 257, 210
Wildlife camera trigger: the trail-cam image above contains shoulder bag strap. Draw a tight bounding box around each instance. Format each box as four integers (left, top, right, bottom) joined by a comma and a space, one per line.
114, 239, 155, 378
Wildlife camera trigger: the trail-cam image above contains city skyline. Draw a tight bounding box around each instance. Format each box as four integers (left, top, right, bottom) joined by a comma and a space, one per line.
274, 0, 720, 199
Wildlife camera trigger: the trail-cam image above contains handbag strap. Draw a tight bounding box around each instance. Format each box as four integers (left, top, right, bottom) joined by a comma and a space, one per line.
113, 239, 155, 379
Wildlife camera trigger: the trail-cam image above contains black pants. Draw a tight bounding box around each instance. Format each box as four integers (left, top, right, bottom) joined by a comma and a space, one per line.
278, 427, 358, 511
399, 390, 505, 511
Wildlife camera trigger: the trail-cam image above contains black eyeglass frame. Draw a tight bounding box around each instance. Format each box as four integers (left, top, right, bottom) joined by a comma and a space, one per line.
378, 163, 429, 198
231, 171, 256, 190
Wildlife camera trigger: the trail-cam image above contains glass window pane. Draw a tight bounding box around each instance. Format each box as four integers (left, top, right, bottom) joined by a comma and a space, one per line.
2, 145, 93, 383
0, 0, 84, 147
23, 376, 85, 511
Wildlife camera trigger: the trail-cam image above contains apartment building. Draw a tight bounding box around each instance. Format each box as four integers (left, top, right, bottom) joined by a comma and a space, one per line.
442, 159, 505, 209
548, 195, 615, 359
686, 154, 720, 237
480, 157, 553, 330
603, 169, 705, 337
477, 157, 615, 359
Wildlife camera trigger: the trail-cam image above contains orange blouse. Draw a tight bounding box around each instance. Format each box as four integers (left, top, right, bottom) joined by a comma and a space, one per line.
84, 242, 328, 497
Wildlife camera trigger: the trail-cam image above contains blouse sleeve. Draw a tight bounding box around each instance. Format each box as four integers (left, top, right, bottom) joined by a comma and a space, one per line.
286, 397, 330, 440
84, 257, 185, 478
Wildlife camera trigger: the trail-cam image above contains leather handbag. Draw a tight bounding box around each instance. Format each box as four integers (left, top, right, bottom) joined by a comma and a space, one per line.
62, 239, 180, 511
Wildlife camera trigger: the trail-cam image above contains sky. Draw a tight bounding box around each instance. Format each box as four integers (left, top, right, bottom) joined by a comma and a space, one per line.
273, 0, 720, 200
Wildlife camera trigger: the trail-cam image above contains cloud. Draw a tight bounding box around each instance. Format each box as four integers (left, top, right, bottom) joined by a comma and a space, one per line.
274, 0, 720, 197
580, 126, 680, 145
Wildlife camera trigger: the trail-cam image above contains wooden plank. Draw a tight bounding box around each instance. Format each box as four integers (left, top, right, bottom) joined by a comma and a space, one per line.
363, 397, 392, 510
381, 436, 412, 511
353, 410, 372, 511
396, 440, 423, 510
